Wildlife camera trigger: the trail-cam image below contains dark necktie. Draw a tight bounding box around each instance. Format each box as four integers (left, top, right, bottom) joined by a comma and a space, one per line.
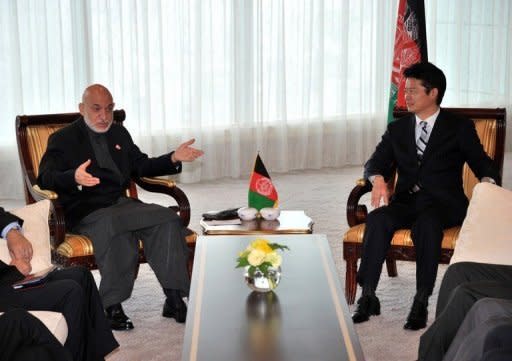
412, 121, 429, 193
416, 121, 429, 161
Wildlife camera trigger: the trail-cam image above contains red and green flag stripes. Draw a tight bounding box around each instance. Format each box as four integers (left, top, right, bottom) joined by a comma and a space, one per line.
388, 0, 428, 123
248, 154, 278, 211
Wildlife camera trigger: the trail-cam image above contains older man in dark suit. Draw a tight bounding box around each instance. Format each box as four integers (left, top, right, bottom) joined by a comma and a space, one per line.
1, 206, 118, 361
351, 62, 500, 330
37, 84, 203, 330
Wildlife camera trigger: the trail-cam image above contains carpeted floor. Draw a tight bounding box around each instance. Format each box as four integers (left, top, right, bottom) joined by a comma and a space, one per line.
2, 153, 511, 361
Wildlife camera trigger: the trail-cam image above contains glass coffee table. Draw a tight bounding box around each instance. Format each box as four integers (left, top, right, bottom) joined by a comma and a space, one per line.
200, 210, 314, 235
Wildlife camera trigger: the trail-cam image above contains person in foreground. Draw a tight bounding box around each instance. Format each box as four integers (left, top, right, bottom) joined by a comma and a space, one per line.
0, 309, 72, 361
351, 62, 500, 330
37, 84, 204, 330
0, 206, 119, 361
418, 261, 512, 361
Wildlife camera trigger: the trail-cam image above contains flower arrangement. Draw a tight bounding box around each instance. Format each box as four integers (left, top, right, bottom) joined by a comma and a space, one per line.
236, 238, 289, 279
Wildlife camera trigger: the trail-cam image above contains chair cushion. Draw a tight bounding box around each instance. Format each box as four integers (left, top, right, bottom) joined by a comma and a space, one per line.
0, 200, 52, 273
450, 183, 512, 265
343, 223, 460, 249
56, 230, 197, 257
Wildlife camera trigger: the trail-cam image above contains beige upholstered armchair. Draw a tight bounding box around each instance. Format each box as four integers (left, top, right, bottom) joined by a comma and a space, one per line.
15, 110, 197, 276
342, 108, 507, 304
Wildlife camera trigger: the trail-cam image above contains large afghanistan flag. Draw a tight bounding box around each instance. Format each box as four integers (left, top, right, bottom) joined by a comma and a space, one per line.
248, 154, 278, 211
388, 0, 428, 123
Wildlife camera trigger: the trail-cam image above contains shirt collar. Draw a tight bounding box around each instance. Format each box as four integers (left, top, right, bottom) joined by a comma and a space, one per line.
415, 107, 440, 129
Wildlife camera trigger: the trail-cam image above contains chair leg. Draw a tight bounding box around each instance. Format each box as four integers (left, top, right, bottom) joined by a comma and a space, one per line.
345, 258, 358, 305
386, 257, 397, 277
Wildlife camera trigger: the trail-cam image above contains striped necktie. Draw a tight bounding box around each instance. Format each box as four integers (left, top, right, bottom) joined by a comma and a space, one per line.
416, 121, 429, 161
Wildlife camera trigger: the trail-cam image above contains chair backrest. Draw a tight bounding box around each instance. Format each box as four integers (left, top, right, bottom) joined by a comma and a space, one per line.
392, 107, 506, 200
15, 110, 134, 204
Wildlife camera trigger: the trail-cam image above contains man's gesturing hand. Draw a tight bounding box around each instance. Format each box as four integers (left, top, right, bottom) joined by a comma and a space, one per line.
370, 176, 389, 208
171, 139, 204, 163
75, 159, 100, 187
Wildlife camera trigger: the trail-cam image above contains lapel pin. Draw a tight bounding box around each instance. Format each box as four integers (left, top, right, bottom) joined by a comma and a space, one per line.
115, 144, 121, 150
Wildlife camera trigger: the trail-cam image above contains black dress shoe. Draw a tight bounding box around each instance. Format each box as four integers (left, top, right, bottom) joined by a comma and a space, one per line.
352, 295, 381, 323
105, 304, 134, 330
162, 296, 187, 323
404, 300, 428, 330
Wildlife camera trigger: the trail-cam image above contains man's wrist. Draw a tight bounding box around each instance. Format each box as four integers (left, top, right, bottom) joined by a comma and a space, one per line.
2, 222, 21, 239
368, 175, 384, 185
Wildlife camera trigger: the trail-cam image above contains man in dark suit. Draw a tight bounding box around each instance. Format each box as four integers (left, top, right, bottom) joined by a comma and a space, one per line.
1, 206, 118, 361
37, 84, 203, 330
351, 62, 500, 330
418, 262, 512, 361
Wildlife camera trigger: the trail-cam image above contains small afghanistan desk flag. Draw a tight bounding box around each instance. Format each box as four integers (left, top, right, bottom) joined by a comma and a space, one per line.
248, 154, 278, 211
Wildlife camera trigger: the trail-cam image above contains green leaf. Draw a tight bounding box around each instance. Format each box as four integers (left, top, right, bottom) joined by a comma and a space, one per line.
236, 257, 250, 268
269, 243, 290, 251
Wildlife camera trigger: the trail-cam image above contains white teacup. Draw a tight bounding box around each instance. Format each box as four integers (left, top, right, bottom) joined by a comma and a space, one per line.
259, 207, 280, 221
237, 207, 258, 221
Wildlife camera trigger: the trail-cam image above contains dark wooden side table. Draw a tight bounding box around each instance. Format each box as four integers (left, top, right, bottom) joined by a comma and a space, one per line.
200, 210, 314, 235
182, 234, 365, 361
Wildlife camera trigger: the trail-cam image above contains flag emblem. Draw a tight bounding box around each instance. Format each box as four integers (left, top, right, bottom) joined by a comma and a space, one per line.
248, 154, 278, 211
255, 178, 273, 196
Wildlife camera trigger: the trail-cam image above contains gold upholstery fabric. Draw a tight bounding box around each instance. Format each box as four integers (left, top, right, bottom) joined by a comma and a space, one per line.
463, 118, 496, 200
57, 232, 198, 257
343, 223, 461, 249
27, 125, 63, 177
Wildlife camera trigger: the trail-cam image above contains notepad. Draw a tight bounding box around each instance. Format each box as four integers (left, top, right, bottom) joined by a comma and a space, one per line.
12, 265, 58, 289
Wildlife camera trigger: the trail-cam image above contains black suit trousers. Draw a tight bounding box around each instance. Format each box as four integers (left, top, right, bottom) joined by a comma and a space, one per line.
357, 192, 463, 294
0, 267, 118, 361
0, 309, 72, 361
418, 262, 512, 361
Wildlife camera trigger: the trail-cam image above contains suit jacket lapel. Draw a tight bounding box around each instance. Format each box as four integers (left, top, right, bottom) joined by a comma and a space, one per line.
76, 118, 96, 160
406, 115, 418, 165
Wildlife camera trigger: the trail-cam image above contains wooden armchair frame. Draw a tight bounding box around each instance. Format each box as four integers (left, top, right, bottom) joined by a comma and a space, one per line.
16, 110, 196, 275
343, 107, 507, 304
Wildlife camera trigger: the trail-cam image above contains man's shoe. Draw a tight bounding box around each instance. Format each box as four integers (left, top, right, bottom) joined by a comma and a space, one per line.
105, 304, 134, 330
352, 295, 380, 323
404, 300, 428, 330
162, 297, 187, 323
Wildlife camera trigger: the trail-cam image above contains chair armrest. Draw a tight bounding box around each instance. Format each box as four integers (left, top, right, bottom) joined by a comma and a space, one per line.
32, 185, 58, 200
346, 178, 372, 227
31, 185, 67, 252
134, 177, 191, 227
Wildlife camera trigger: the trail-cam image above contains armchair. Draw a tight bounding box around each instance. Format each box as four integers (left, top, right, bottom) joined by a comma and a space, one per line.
342, 108, 507, 304
15, 110, 197, 276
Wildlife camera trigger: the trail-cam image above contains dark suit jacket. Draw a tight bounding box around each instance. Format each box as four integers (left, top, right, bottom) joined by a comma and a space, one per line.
37, 117, 183, 229
364, 109, 500, 221
1, 207, 24, 286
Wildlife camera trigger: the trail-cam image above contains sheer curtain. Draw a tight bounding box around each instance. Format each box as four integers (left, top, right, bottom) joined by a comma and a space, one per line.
1, 0, 510, 200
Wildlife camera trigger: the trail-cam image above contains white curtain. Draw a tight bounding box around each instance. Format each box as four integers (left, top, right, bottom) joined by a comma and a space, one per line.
1, 0, 510, 200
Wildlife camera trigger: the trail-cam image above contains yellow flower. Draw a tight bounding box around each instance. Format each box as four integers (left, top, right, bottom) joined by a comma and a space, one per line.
264, 252, 282, 268
250, 239, 273, 254
247, 249, 266, 266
